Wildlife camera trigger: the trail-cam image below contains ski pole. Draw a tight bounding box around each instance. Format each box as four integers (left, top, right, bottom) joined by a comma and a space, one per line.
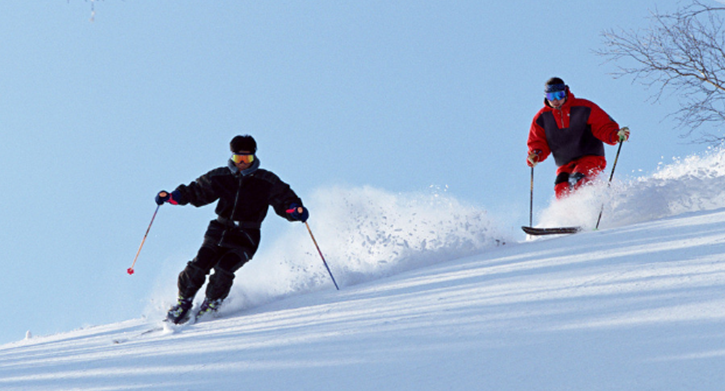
127, 202, 162, 275
529, 166, 535, 227
304, 221, 340, 290
595, 140, 624, 229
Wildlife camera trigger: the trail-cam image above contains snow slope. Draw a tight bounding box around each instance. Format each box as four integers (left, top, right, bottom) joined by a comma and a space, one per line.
2, 149, 725, 391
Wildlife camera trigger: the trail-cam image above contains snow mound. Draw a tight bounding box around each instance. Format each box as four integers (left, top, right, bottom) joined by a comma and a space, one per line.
538, 147, 725, 229
221, 185, 512, 314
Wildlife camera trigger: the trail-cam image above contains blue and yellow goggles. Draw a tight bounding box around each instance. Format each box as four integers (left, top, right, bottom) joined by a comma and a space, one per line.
545, 90, 567, 101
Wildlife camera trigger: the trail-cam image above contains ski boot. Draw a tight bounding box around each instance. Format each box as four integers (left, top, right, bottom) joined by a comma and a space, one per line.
194, 297, 223, 322
165, 296, 193, 324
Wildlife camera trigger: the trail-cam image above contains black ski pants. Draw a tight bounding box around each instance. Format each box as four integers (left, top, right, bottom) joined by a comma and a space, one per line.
177, 244, 250, 301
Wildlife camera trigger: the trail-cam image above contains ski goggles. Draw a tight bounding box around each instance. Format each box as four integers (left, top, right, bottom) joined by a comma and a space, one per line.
546, 90, 567, 101
231, 153, 255, 164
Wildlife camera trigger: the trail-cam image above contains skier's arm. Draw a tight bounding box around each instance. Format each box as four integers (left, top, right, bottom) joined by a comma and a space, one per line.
173, 168, 223, 207
265, 173, 305, 222
587, 101, 620, 145
527, 116, 551, 164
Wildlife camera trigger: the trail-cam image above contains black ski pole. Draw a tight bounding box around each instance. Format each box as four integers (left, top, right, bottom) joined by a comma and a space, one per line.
595, 140, 624, 229
529, 166, 535, 227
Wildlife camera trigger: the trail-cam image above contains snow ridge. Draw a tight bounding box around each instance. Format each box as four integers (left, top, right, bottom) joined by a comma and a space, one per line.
4, 149, 725, 391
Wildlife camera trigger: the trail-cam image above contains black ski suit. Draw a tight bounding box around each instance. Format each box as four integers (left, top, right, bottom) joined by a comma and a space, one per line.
171, 159, 303, 301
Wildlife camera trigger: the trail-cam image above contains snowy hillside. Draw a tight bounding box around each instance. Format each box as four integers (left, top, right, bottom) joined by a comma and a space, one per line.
2, 149, 725, 391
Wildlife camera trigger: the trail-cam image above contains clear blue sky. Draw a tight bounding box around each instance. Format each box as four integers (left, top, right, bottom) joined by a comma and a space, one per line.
0, 1, 711, 345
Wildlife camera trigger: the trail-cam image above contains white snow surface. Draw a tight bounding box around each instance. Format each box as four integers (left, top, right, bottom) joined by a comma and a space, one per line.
3, 148, 725, 390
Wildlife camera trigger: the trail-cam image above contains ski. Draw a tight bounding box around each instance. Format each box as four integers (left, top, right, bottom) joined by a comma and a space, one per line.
112, 326, 164, 344
522, 226, 582, 235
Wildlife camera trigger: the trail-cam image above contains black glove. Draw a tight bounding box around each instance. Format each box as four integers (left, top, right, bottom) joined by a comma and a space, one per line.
286, 203, 309, 222
155, 190, 180, 205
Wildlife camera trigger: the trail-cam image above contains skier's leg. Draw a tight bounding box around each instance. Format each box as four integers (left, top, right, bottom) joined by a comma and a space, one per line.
177, 245, 220, 299
554, 164, 574, 199
167, 245, 223, 323
205, 248, 250, 301
570, 156, 606, 190
195, 249, 251, 320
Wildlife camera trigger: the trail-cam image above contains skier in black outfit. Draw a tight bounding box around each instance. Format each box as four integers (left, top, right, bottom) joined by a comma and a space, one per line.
156, 135, 309, 324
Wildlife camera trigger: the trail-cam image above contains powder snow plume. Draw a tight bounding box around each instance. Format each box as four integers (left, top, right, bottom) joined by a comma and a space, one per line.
222, 185, 512, 313
536, 147, 725, 230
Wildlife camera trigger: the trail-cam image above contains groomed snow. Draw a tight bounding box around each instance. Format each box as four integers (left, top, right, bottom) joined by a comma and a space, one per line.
2, 148, 725, 391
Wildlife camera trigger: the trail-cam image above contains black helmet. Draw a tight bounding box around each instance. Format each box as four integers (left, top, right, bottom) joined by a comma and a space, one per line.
230, 135, 257, 153
544, 77, 567, 93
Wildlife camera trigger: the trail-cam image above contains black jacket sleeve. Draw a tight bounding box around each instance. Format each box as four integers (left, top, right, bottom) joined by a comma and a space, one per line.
256, 170, 303, 221
174, 168, 226, 207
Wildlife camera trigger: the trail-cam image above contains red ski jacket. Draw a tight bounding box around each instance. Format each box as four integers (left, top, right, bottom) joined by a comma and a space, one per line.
527, 90, 620, 167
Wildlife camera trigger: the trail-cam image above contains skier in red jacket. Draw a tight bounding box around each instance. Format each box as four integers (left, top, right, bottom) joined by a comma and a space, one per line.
526, 77, 629, 199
